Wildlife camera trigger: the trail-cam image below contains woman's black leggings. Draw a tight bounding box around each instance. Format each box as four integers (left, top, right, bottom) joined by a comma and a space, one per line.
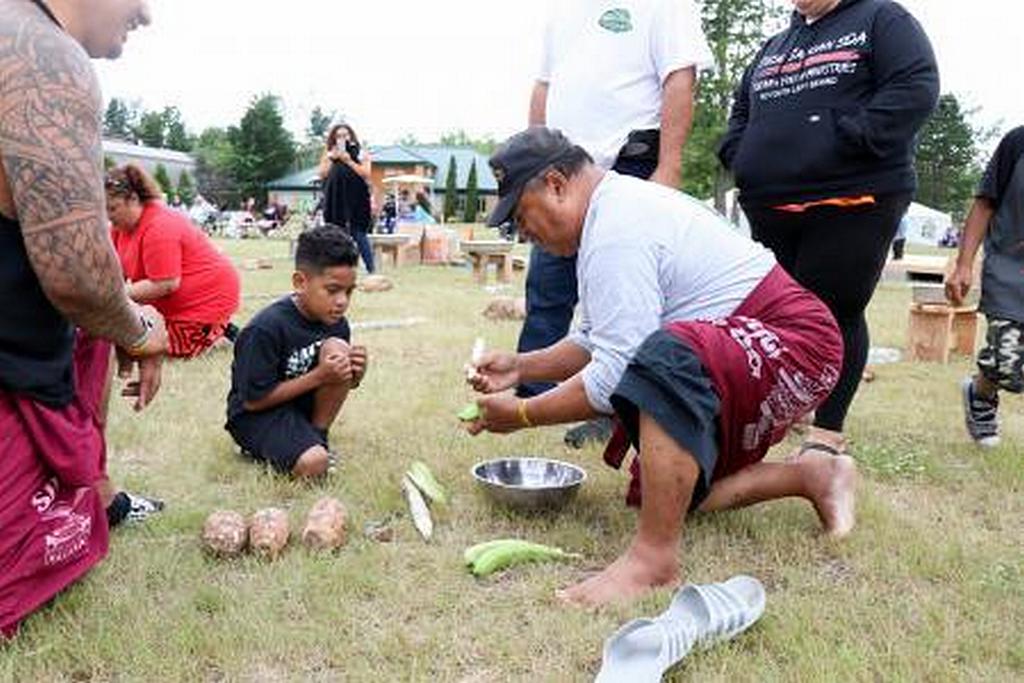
744, 193, 911, 432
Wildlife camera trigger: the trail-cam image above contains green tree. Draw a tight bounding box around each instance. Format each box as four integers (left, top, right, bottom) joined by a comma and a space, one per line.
683, 0, 784, 207
914, 93, 984, 220
162, 106, 192, 152
103, 155, 116, 171
307, 106, 334, 142
439, 129, 498, 156
134, 110, 166, 148
103, 98, 134, 140
227, 94, 296, 205
192, 127, 236, 207
153, 163, 174, 198
443, 155, 458, 221
177, 169, 196, 205
463, 160, 479, 223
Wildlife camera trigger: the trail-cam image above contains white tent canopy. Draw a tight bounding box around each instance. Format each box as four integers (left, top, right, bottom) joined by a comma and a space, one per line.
903, 201, 953, 246
382, 174, 434, 185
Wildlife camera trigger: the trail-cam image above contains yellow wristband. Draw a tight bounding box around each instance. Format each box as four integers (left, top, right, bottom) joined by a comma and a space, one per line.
517, 399, 533, 428
126, 314, 153, 357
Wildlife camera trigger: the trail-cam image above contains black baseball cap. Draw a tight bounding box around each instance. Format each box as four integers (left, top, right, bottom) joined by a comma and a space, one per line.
486, 127, 578, 227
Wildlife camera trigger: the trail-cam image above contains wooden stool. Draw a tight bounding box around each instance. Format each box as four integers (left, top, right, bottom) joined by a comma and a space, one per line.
462, 240, 515, 285
369, 234, 412, 271
907, 303, 979, 363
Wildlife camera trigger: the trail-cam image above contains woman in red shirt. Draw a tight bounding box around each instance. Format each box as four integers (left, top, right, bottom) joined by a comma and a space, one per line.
106, 165, 240, 358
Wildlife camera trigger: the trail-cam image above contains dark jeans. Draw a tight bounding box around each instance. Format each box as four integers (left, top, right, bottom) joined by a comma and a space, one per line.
352, 229, 375, 273
516, 155, 658, 397
743, 192, 912, 431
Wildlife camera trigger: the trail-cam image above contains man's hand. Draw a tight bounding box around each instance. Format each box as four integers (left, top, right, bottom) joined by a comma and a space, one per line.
318, 349, 353, 385
117, 305, 167, 412
945, 263, 974, 306
467, 351, 520, 394
649, 164, 681, 189
466, 394, 527, 435
350, 344, 368, 387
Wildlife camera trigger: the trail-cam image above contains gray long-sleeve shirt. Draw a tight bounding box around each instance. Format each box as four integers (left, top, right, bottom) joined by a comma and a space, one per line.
569, 172, 776, 413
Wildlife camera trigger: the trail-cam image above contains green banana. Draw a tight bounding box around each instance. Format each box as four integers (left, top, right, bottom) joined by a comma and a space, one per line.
456, 402, 481, 422
463, 538, 522, 567
466, 539, 580, 577
406, 461, 448, 506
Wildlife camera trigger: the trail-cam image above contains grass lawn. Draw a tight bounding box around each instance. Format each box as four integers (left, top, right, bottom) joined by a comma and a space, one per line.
2, 237, 1021, 682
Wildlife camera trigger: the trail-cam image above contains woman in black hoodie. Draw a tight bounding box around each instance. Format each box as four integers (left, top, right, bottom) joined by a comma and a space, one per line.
719, 0, 938, 457
319, 123, 375, 272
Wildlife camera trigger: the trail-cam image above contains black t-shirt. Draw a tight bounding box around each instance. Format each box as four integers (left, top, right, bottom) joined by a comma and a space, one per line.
0, 212, 75, 406
977, 126, 1024, 322
226, 296, 351, 422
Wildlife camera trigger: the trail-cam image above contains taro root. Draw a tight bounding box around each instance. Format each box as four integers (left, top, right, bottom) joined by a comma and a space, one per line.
301, 497, 347, 551
249, 507, 290, 559
358, 275, 394, 293
201, 510, 248, 557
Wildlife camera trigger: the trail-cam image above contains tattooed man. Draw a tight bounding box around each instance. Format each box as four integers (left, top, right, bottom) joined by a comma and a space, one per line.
0, 0, 165, 636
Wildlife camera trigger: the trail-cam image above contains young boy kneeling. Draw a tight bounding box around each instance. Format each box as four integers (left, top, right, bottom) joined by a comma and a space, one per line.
225, 227, 367, 478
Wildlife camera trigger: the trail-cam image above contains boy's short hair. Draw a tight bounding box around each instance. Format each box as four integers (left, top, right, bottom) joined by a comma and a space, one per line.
295, 225, 359, 272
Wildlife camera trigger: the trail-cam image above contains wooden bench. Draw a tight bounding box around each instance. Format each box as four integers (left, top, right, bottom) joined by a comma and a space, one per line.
462, 240, 515, 285
907, 303, 979, 363
369, 234, 413, 270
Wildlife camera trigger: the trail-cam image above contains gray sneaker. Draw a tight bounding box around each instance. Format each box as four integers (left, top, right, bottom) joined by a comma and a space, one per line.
961, 378, 1000, 447
124, 491, 165, 523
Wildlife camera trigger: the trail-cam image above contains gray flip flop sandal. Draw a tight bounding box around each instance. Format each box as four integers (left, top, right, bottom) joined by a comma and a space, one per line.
594, 575, 766, 682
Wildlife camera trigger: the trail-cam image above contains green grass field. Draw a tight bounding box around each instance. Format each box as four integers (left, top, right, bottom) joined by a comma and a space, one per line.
1, 237, 1021, 682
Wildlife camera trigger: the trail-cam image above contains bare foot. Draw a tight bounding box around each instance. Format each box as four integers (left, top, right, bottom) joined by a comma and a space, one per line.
803, 453, 857, 538
556, 542, 678, 608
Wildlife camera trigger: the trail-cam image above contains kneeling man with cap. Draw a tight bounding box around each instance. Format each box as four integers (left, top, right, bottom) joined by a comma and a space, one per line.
466, 127, 856, 607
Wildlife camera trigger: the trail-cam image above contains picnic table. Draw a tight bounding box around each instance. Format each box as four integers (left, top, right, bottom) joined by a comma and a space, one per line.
369, 233, 413, 270
462, 240, 515, 285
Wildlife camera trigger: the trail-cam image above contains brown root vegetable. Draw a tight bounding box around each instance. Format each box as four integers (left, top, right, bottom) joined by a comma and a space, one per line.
301, 497, 348, 551
249, 507, 290, 559
201, 510, 248, 557
482, 297, 526, 321
358, 275, 394, 293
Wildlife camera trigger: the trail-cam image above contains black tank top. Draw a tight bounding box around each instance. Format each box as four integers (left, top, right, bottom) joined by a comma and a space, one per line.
0, 212, 75, 406
0, 1, 74, 406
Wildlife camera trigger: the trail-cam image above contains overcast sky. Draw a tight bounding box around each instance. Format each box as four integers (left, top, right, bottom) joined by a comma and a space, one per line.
95, 0, 1023, 149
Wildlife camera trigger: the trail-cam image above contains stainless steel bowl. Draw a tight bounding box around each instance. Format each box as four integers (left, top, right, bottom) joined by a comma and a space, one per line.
471, 457, 587, 511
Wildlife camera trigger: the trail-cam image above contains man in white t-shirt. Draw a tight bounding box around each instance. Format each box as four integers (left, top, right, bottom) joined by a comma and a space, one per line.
468, 128, 855, 607
517, 0, 713, 449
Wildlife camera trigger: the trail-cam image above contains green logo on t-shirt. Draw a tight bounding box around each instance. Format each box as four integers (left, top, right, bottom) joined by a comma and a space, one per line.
598, 8, 632, 33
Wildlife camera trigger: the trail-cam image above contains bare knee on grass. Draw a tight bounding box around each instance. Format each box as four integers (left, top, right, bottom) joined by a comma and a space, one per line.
292, 446, 329, 479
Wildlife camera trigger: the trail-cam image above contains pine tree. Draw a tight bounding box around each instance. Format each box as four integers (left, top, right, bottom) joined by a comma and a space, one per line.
914, 93, 983, 219
227, 94, 296, 204
153, 164, 174, 199
463, 160, 479, 223
103, 98, 133, 140
443, 155, 458, 221
177, 170, 196, 206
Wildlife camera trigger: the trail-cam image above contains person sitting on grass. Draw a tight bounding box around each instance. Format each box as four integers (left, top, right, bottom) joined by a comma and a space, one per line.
946, 126, 1024, 447
465, 128, 854, 608
225, 226, 368, 478
107, 164, 241, 358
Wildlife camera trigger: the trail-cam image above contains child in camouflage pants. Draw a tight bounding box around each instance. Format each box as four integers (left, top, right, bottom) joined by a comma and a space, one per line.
946, 127, 1024, 446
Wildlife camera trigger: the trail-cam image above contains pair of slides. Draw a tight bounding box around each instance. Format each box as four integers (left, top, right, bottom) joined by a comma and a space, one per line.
595, 575, 766, 682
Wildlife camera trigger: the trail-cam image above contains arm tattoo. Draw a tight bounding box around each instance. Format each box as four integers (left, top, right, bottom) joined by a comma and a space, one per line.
0, 7, 143, 347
